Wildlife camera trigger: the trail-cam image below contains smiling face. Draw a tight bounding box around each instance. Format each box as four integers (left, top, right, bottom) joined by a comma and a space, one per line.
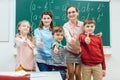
53, 31, 64, 42
52, 27, 64, 42
84, 23, 95, 34
83, 18, 96, 34
67, 6, 79, 21
18, 21, 30, 35
41, 14, 52, 27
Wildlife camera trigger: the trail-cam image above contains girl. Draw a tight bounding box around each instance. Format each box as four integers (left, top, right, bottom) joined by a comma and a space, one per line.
15, 20, 36, 72
34, 11, 54, 71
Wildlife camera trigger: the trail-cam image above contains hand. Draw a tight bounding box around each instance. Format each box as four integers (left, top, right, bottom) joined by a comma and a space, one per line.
102, 70, 106, 77
71, 37, 76, 45
85, 32, 90, 44
79, 47, 82, 52
16, 33, 20, 37
53, 45, 59, 54
38, 39, 43, 48
16, 33, 22, 38
66, 72, 69, 79
96, 32, 102, 37
70, 32, 77, 45
23, 37, 28, 46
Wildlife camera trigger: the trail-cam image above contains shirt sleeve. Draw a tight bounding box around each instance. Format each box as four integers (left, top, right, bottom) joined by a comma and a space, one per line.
51, 42, 58, 50
99, 38, 106, 70
34, 28, 41, 48
26, 39, 35, 50
15, 37, 22, 47
79, 33, 85, 44
63, 26, 72, 44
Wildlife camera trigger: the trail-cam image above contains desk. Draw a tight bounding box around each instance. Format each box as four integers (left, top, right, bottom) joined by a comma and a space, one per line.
30, 72, 62, 80
0, 72, 62, 80
0, 75, 30, 80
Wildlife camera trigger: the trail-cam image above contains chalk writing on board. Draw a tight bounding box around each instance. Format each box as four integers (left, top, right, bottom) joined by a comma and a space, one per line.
97, 3, 105, 12
51, 0, 54, 3
29, 0, 107, 27
44, 2, 48, 10
80, 3, 94, 13
97, 13, 104, 22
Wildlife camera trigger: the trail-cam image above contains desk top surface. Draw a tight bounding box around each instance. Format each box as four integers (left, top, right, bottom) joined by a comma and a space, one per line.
0, 72, 62, 80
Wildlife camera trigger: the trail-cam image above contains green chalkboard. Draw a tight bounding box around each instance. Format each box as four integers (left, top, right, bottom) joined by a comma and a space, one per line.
16, 0, 110, 46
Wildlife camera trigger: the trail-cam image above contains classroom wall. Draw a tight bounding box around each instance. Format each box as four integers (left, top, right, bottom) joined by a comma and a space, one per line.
0, 0, 120, 80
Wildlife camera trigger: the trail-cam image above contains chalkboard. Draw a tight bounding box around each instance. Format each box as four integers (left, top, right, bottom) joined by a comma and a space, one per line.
16, 0, 110, 46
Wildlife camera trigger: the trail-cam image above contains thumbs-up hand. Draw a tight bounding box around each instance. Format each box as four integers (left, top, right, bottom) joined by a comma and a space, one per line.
38, 39, 43, 48
70, 32, 77, 45
53, 44, 59, 54
23, 37, 28, 46
85, 32, 90, 44
96, 32, 102, 37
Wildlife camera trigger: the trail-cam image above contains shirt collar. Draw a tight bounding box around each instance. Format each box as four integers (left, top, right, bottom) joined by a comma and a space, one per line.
55, 41, 63, 48
68, 20, 81, 27
43, 26, 49, 30
85, 32, 95, 35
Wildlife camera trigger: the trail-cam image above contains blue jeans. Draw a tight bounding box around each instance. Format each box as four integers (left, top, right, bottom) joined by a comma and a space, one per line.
52, 66, 66, 80
37, 62, 52, 71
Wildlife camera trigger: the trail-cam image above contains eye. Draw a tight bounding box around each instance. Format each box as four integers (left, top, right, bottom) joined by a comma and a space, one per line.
86, 26, 89, 28
91, 26, 94, 28
61, 34, 63, 36
43, 18, 46, 20
56, 34, 59, 36
27, 26, 30, 28
22, 25, 26, 27
68, 11, 76, 14
47, 17, 50, 19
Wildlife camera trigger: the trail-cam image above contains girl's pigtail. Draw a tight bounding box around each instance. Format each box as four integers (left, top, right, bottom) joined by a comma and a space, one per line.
28, 27, 34, 44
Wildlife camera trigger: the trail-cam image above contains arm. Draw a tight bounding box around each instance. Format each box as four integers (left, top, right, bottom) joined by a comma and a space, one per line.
95, 32, 102, 37
63, 27, 72, 44
52, 42, 59, 54
34, 29, 43, 49
79, 33, 87, 44
15, 37, 23, 47
63, 27, 77, 45
99, 38, 106, 77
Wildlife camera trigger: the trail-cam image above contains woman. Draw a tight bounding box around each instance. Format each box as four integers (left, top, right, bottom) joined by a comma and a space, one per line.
63, 5, 83, 80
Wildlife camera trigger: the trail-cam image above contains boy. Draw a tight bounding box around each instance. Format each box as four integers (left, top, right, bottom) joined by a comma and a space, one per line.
51, 26, 68, 80
79, 18, 106, 80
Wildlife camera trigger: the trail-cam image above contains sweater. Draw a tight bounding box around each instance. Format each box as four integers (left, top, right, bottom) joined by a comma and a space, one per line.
79, 33, 106, 70
63, 21, 83, 54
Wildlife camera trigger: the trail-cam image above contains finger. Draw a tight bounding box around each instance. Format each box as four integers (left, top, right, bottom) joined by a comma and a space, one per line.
16, 33, 19, 37
40, 38, 42, 42
72, 33, 75, 39
87, 32, 90, 37
25, 37, 27, 40
55, 44, 59, 48
99, 32, 102, 36
69, 31, 73, 37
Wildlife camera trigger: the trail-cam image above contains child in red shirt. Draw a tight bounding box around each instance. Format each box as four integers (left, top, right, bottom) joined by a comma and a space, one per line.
79, 18, 106, 80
